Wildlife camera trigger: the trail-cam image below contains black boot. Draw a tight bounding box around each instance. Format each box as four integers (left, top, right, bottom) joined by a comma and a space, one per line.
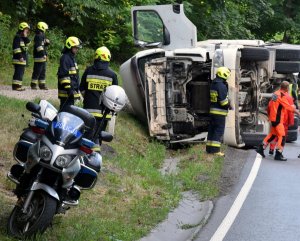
274, 150, 287, 161
256, 144, 265, 158
39, 84, 48, 90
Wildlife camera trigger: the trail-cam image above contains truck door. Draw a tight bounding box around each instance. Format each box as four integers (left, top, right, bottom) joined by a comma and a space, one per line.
131, 4, 197, 50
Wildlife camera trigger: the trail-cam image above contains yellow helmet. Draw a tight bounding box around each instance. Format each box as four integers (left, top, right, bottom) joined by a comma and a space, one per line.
65, 36, 82, 49
19, 22, 30, 31
95, 46, 111, 62
216, 67, 231, 80
37, 22, 48, 32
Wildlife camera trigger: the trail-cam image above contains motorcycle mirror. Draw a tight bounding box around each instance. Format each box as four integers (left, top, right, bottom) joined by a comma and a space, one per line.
100, 131, 113, 142
26, 102, 41, 113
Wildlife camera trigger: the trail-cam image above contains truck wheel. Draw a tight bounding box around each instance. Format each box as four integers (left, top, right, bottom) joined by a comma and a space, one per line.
241, 133, 266, 147
241, 47, 270, 61
275, 61, 300, 73
276, 48, 300, 61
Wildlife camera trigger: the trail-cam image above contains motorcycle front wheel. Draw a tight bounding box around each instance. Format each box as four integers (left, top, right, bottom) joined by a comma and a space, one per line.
7, 191, 57, 239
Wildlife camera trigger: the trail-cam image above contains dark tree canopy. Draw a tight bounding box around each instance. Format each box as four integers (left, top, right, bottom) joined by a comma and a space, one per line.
0, 0, 300, 62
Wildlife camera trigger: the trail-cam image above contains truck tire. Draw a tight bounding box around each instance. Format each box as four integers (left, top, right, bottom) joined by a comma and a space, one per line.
287, 117, 298, 142
241, 47, 270, 61
276, 48, 300, 61
275, 61, 300, 73
241, 132, 266, 147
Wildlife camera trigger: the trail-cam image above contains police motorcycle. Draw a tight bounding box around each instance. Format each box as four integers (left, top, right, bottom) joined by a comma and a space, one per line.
7, 85, 127, 238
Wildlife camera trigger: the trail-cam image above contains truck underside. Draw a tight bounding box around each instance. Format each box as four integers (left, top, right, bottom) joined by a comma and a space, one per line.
120, 4, 300, 147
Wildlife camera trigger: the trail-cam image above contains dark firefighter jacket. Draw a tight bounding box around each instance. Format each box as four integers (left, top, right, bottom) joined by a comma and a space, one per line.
79, 60, 118, 118
57, 49, 80, 99
209, 77, 229, 116
33, 31, 48, 63
12, 32, 30, 65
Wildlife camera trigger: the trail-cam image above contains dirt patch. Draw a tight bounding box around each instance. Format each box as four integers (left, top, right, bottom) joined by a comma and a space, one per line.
218, 146, 248, 196
0, 85, 57, 101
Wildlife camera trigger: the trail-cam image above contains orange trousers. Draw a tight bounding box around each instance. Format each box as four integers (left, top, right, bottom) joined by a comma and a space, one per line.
269, 124, 289, 151
263, 123, 286, 151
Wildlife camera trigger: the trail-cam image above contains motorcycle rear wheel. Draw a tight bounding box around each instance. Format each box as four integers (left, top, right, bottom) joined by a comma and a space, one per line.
7, 191, 57, 239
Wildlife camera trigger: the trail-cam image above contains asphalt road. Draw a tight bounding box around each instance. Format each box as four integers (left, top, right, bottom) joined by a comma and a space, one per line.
196, 139, 300, 241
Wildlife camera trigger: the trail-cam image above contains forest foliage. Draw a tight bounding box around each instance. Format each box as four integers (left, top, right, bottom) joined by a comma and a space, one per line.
1, 0, 300, 64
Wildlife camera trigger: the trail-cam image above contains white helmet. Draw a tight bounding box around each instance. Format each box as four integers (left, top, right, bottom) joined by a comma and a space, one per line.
102, 85, 127, 112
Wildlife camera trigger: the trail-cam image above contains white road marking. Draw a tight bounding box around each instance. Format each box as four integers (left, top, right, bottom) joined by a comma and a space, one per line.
210, 154, 262, 241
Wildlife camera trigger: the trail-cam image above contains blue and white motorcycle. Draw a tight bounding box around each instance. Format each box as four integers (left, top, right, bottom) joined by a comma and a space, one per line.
7, 85, 127, 238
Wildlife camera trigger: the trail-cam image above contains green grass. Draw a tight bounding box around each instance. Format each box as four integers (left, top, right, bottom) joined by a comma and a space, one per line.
0, 94, 224, 241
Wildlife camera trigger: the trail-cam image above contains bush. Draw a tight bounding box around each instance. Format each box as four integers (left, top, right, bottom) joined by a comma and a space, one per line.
45, 27, 66, 62
76, 46, 94, 65
0, 12, 12, 64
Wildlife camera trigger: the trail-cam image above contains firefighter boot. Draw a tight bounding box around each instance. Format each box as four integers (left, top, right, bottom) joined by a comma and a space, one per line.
256, 144, 265, 158
12, 84, 25, 91
274, 150, 287, 161
30, 83, 38, 90
39, 83, 48, 90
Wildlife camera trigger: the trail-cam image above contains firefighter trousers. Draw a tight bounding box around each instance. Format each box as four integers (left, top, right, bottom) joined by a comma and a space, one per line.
31, 62, 46, 87
12, 64, 25, 89
206, 114, 226, 153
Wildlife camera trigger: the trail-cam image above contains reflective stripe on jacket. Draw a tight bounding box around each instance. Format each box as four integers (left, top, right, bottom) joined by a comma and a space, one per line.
79, 60, 118, 119
33, 31, 47, 63
209, 77, 229, 116
12, 33, 30, 65
57, 50, 80, 100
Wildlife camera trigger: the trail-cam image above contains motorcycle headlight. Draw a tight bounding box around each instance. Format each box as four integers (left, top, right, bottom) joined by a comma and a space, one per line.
55, 155, 72, 168
40, 145, 52, 161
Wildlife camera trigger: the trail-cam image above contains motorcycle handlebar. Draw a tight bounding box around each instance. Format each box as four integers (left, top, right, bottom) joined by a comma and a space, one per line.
26, 102, 41, 114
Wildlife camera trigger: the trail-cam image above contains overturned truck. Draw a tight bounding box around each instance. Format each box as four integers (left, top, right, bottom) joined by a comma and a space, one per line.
120, 4, 300, 147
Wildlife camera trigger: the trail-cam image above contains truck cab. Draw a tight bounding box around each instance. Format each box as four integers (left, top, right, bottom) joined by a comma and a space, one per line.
120, 4, 300, 147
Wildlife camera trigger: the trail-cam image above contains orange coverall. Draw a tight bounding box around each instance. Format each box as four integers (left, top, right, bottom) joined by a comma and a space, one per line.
269, 92, 294, 151
263, 90, 295, 151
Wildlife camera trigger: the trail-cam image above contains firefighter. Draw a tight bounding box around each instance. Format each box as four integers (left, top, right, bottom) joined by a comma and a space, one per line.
288, 76, 298, 109
80, 46, 118, 152
257, 81, 300, 161
31, 21, 50, 90
268, 90, 294, 155
12, 22, 31, 91
206, 66, 232, 157
57, 36, 82, 110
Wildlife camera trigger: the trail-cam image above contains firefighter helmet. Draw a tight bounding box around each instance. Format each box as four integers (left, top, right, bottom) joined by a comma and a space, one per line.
102, 85, 127, 112
65, 36, 82, 49
95, 46, 111, 62
37, 22, 48, 32
216, 67, 231, 80
19, 22, 30, 31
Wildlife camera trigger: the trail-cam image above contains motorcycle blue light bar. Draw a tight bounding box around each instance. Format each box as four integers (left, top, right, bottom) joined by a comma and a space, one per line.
81, 138, 95, 148
35, 119, 49, 129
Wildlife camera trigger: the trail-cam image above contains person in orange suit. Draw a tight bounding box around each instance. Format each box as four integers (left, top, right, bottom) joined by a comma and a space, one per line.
268, 90, 295, 155
257, 81, 300, 161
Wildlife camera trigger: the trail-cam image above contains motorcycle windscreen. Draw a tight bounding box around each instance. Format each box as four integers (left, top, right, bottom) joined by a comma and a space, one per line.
50, 112, 85, 145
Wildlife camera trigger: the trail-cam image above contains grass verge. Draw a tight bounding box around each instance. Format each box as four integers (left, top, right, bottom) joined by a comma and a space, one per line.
0, 95, 223, 241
